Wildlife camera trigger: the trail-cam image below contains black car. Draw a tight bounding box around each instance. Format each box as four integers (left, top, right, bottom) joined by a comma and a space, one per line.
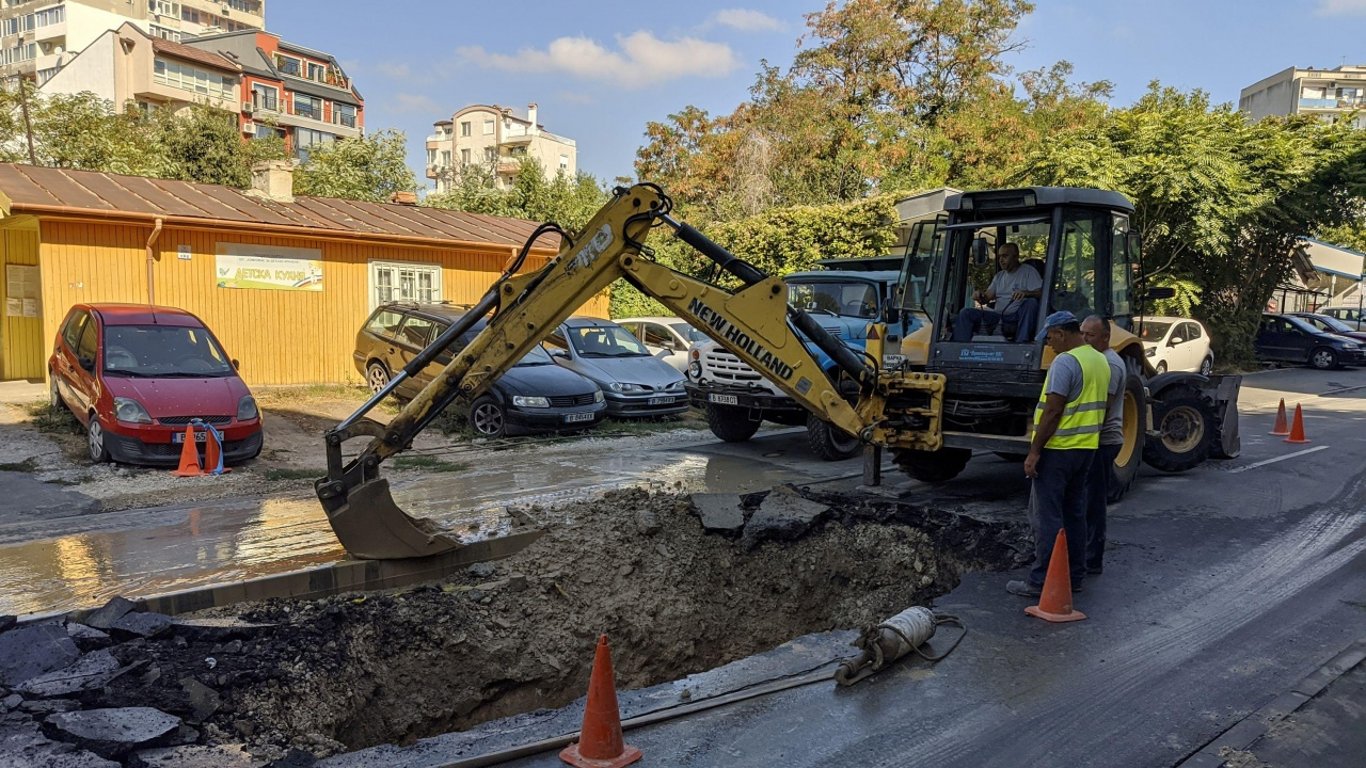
1255, 313, 1364, 370
354, 303, 606, 436
1288, 312, 1366, 345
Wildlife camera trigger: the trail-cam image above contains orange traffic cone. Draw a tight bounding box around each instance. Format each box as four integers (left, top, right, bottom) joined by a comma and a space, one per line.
172, 425, 203, 477
1269, 398, 1290, 436
1284, 404, 1309, 444
560, 635, 642, 768
1025, 530, 1087, 623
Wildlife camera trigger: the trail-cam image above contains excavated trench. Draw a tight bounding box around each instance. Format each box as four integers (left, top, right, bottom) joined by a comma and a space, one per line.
92, 486, 1030, 761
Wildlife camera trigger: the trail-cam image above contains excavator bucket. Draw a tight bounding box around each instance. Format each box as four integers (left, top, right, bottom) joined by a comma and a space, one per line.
321, 477, 468, 560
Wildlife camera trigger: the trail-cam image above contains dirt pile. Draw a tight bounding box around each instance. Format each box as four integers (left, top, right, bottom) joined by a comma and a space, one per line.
10, 486, 1028, 765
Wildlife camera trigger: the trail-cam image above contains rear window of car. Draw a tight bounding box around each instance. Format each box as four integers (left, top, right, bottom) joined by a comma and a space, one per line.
365, 310, 404, 341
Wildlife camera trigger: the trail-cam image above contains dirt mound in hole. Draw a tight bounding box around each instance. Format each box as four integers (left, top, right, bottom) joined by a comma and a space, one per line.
93, 487, 1029, 762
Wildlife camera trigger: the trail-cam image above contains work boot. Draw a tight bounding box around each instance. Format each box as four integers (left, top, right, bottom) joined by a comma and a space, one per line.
1006, 579, 1042, 597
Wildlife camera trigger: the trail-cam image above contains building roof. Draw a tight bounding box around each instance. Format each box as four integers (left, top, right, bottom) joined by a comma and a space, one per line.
0, 164, 559, 252
149, 36, 241, 72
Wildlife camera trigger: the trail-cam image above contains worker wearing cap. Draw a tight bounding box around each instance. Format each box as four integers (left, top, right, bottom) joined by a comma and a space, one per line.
1007, 310, 1111, 597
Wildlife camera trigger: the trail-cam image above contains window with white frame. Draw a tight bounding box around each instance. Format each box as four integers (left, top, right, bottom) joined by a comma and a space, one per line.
460, 120, 471, 137
482, 118, 494, 135
149, 0, 179, 17
34, 6, 64, 26
153, 57, 234, 98
369, 261, 442, 309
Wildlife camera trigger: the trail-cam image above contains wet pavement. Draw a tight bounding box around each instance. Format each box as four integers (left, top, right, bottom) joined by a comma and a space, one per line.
0, 427, 873, 617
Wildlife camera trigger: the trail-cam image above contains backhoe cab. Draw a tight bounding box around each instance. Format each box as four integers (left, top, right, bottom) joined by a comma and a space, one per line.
893, 187, 1241, 493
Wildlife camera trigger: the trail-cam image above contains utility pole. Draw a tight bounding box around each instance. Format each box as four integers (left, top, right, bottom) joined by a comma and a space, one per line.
17, 76, 37, 165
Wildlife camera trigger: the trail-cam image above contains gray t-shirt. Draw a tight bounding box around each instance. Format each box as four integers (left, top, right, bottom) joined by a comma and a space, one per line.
988, 266, 1043, 315
1044, 353, 1083, 401
1101, 348, 1125, 445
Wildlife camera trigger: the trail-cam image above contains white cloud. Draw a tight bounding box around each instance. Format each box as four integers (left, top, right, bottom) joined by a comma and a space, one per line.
712, 8, 784, 32
557, 90, 597, 106
1316, 0, 1366, 14
458, 31, 741, 89
376, 62, 412, 79
391, 92, 441, 114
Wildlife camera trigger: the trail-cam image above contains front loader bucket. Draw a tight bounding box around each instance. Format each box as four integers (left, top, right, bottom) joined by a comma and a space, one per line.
321, 477, 467, 560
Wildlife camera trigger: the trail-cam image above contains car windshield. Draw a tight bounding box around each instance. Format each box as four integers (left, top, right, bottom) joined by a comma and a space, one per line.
568, 325, 650, 357
788, 281, 880, 318
1139, 321, 1173, 342
103, 324, 233, 377
515, 345, 555, 366
1302, 314, 1351, 333
671, 322, 708, 343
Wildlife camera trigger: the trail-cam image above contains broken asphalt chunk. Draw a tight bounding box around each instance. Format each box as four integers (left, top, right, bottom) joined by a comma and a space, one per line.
0, 623, 80, 687
44, 707, 181, 759
83, 597, 137, 631
171, 617, 276, 641
129, 743, 260, 768
741, 486, 831, 550
18, 649, 121, 698
109, 612, 173, 642
689, 493, 746, 534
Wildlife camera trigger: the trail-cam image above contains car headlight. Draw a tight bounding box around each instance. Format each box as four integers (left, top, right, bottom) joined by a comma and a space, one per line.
113, 397, 152, 424
667, 379, 685, 391
687, 361, 702, 380
1145, 347, 1156, 357
593, 389, 605, 403
1343, 342, 1361, 350
237, 395, 258, 421
609, 382, 645, 393
512, 395, 550, 408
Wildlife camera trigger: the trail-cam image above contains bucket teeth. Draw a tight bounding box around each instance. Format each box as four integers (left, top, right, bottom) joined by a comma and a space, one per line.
321, 478, 465, 560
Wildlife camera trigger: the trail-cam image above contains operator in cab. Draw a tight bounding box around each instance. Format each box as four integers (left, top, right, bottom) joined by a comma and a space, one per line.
1008, 310, 1111, 598
951, 243, 1042, 342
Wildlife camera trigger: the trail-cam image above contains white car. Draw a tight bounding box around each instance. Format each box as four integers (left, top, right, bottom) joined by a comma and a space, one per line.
1137, 316, 1214, 375
1320, 306, 1365, 331
615, 316, 707, 373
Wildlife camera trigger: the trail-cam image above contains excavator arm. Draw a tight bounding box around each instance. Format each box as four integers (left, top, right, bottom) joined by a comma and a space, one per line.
317, 184, 943, 560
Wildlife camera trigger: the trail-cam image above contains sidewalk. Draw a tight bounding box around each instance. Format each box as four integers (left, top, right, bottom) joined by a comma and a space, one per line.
0, 379, 46, 404
1178, 639, 1366, 768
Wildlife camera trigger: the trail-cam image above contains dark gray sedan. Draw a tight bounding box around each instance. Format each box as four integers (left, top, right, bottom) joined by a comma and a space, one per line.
542, 317, 689, 418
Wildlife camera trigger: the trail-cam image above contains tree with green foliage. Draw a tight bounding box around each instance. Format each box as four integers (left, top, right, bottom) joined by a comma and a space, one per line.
426, 158, 608, 233
292, 129, 417, 202
151, 104, 286, 187
1021, 84, 1366, 364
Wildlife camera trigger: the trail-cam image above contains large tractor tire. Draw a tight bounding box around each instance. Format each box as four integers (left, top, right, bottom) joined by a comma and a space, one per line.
1142, 387, 1214, 472
805, 414, 862, 461
1108, 371, 1146, 502
706, 402, 762, 442
892, 447, 972, 483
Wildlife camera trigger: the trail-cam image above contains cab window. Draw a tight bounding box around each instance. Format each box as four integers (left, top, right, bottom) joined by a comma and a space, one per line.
1053, 212, 1102, 317
62, 311, 89, 351
76, 317, 98, 362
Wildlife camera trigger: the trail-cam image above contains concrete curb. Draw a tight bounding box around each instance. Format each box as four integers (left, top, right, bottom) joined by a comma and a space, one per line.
1175, 638, 1366, 767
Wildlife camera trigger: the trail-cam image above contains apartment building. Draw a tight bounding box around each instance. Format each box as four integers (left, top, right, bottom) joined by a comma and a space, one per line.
182, 29, 362, 159
0, 0, 264, 83
1239, 64, 1366, 129
426, 103, 577, 192
39, 20, 239, 113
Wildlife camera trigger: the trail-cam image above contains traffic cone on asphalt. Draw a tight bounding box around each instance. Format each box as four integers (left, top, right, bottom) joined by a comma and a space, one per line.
171, 425, 203, 477
1284, 404, 1310, 444
560, 635, 642, 768
1024, 530, 1087, 623
1270, 399, 1290, 436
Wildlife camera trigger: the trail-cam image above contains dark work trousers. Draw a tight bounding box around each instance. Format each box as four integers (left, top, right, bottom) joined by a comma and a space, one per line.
1085, 442, 1122, 571
1028, 447, 1095, 588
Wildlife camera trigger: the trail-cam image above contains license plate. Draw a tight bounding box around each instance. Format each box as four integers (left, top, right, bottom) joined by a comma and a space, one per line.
708, 393, 738, 405
172, 431, 208, 443
564, 412, 595, 423
648, 396, 676, 406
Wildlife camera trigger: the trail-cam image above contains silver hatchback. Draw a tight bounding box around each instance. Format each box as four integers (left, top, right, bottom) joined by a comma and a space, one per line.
542, 317, 689, 418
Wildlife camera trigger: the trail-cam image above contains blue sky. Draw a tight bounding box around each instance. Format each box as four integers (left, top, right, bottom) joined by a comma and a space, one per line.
269, 0, 1366, 189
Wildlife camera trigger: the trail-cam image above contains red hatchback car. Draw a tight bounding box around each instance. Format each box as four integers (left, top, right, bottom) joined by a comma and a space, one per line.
48, 304, 263, 466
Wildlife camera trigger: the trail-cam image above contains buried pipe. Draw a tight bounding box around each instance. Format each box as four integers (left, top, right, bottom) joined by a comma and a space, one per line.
432, 605, 964, 767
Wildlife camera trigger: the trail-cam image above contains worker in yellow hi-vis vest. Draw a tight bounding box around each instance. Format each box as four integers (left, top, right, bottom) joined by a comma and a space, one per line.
1007, 310, 1112, 598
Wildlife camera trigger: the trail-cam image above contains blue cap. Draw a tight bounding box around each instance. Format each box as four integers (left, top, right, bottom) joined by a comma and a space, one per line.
1035, 310, 1079, 341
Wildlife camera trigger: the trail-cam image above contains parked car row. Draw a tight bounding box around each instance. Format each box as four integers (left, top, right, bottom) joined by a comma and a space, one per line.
47, 298, 1363, 469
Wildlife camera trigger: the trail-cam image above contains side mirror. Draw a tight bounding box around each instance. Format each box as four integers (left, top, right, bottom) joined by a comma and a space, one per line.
231, 358, 240, 370
1168, 337, 1183, 346
1144, 287, 1176, 301
1125, 231, 1142, 259
883, 307, 901, 324
547, 348, 568, 359
971, 238, 991, 266
78, 356, 95, 372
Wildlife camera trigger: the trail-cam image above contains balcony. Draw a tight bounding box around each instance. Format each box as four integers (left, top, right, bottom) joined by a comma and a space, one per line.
334, 111, 357, 129
1299, 96, 1366, 110
292, 102, 322, 120
248, 94, 279, 113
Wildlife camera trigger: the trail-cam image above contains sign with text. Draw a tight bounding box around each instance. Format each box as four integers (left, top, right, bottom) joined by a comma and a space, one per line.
215, 244, 323, 291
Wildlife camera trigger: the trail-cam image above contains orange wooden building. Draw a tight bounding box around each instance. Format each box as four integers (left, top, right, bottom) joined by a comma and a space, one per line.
0, 162, 605, 385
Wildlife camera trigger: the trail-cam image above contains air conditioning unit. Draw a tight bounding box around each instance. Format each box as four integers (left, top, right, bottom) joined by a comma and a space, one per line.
241, 120, 254, 133
242, 100, 253, 113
